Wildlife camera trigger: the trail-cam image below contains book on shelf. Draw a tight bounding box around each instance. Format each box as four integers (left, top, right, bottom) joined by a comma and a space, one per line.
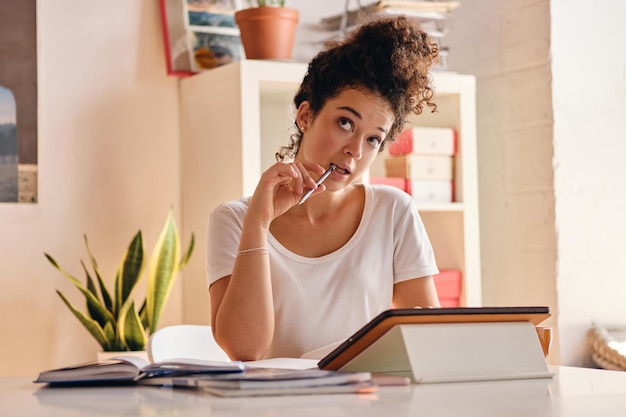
140, 367, 376, 397
389, 127, 457, 156
385, 154, 454, 180
34, 355, 245, 386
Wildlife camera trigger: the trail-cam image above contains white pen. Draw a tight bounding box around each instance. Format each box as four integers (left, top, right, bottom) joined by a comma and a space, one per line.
298, 164, 336, 205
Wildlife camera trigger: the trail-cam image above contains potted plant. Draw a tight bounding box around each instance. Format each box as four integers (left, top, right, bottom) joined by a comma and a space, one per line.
45, 209, 194, 358
235, 1, 299, 60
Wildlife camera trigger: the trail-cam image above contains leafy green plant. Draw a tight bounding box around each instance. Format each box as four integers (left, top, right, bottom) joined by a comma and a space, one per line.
45, 210, 194, 352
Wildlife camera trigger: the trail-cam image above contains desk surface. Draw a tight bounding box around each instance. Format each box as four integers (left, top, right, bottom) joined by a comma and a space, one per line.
2, 366, 626, 416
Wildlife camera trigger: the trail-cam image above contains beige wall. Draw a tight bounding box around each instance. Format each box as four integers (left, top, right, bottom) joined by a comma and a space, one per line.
0, 0, 183, 377
550, 0, 626, 366
445, 0, 559, 363
446, 0, 626, 366
4, 0, 625, 378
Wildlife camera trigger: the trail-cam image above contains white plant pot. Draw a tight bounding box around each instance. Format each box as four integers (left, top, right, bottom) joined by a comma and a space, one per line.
97, 350, 149, 363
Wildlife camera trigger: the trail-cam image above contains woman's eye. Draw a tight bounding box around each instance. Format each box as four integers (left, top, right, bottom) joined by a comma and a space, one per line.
367, 136, 383, 147
338, 118, 353, 132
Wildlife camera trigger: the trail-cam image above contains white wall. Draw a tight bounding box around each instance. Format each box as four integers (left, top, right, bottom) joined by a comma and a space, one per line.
0, 0, 182, 377
551, 0, 626, 366
445, 0, 626, 366
187, 0, 626, 367
3, 0, 625, 377
444, 0, 559, 362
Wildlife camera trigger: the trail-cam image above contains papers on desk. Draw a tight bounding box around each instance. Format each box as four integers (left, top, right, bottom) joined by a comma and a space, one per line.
245, 357, 319, 370
34, 356, 245, 385
140, 367, 376, 397
34, 355, 377, 397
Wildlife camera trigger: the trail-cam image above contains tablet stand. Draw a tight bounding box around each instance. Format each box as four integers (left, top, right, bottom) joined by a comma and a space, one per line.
339, 321, 553, 383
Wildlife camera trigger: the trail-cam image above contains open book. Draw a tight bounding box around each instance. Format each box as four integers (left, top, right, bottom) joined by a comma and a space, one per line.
34, 355, 245, 385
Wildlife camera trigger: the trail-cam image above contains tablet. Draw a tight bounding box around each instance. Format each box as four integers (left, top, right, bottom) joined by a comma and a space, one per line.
318, 306, 550, 371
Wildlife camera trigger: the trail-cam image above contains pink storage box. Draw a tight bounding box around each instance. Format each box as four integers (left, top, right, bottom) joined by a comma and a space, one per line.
369, 176, 410, 194
389, 127, 457, 156
433, 269, 462, 307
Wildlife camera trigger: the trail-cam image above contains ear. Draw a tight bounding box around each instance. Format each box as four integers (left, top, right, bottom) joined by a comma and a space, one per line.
295, 101, 312, 133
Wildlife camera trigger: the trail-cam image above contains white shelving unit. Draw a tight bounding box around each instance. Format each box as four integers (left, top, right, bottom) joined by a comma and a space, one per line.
409, 71, 481, 307
179, 61, 481, 322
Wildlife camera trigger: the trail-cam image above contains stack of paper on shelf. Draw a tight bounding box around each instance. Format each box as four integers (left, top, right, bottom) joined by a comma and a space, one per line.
381, 126, 457, 204
140, 367, 377, 397
319, 2, 461, 70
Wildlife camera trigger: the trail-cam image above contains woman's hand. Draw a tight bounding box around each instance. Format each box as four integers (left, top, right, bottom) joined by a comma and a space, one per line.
246, 161, 327, 225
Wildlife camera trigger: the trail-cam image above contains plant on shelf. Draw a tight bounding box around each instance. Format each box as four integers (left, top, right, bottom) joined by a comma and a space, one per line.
241, 0, 285, 6
45, 209, 194, 352
235, 1, 298, 60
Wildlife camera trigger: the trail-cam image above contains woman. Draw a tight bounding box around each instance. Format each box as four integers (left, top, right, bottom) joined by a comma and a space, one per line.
207, 16, 441, 361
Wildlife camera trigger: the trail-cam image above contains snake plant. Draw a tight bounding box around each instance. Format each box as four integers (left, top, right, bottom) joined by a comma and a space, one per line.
45, 210, 194, 352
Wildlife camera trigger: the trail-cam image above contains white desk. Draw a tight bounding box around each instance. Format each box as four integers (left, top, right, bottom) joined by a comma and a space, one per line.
2, 366, 626, 416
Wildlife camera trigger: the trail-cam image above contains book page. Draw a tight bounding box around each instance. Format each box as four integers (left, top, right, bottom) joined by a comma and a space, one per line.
244, 357, 319, 370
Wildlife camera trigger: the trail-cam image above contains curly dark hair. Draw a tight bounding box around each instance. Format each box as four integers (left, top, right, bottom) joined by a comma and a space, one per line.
276, 15, 439, 161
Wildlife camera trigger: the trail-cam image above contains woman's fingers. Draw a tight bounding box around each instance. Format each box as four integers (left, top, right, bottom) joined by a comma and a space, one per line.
295, 161, 326, 193
297, 161, 317, 190
252, 161, 328, 218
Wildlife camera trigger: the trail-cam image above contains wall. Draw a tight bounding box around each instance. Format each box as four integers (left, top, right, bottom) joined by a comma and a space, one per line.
444, 0, 559, 362
4, 0, 625, 377
0, 0, 181, 377
550, 0, 626, 366
446, 0, 626, 366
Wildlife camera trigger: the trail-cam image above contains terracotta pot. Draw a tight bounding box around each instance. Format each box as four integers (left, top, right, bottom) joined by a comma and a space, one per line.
235, 7, 299, 60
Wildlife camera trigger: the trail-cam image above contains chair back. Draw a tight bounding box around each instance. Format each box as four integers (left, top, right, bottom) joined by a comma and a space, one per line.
147, 324, 230, 363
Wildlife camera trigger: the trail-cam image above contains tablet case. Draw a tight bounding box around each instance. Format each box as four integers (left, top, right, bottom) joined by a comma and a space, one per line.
318, 306, 552, 383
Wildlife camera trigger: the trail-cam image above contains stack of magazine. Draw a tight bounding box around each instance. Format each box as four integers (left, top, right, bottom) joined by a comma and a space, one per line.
34, 355, 376, 397
140, 366, 376, 397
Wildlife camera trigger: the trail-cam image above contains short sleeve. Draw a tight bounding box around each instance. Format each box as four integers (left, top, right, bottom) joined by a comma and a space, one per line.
205, 200, 248, 287
392, 193, 439, 283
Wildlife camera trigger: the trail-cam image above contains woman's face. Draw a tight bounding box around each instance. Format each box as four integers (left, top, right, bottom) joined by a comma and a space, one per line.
295, 88, 394, 190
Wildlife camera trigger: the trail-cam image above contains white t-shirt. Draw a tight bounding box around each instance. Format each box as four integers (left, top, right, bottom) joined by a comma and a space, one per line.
206, 184, 439, 358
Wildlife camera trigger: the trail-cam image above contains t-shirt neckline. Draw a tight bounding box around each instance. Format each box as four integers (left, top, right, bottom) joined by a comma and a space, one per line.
268, 185, 372, 263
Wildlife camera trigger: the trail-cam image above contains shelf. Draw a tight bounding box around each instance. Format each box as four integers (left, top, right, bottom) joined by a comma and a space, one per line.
417, 202, 464, 212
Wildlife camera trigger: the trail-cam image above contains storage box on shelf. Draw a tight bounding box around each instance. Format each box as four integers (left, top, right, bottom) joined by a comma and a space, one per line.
433, 269, 462, 307
179, 61, 480, 313
389, 126, 458, 156
383, 125, 457, 204
404, 72, 479, 307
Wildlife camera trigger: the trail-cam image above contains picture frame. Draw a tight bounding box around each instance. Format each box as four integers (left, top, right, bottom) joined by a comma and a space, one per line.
0, 0, 38, 203
159, 0, 243, 77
